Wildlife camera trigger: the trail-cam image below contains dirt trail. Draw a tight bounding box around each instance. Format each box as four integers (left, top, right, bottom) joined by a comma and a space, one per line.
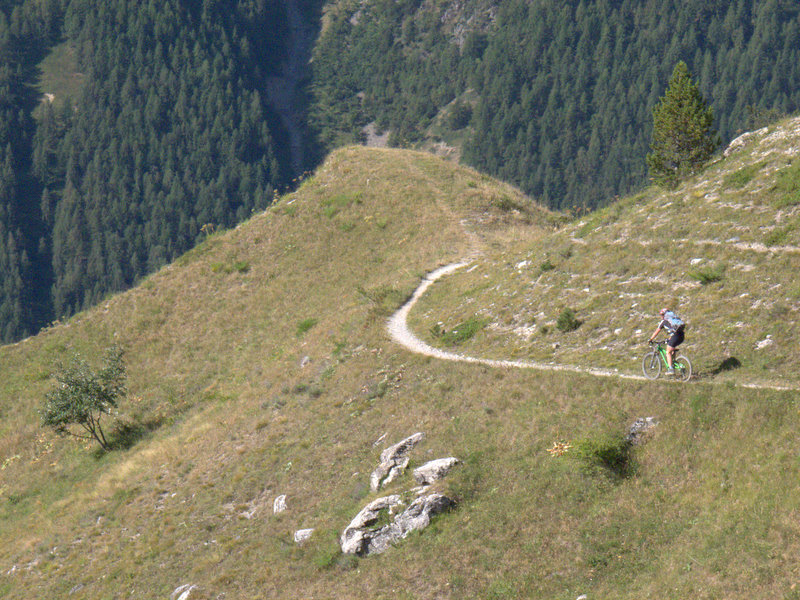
387, 262, 796, 391
387, 262, 648, 381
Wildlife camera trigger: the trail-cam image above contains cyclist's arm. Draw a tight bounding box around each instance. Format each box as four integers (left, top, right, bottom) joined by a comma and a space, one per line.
648, 324, 663, 343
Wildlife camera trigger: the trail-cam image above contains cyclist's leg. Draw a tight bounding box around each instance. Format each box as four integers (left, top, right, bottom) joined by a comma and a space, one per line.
666, 329, 685, 369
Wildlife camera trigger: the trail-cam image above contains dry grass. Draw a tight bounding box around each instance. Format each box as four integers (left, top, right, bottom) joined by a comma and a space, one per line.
410, 116, 800, 388
0, 144, 798, 599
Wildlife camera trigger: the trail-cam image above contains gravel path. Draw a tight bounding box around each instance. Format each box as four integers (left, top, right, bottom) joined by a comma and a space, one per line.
387, 262, 796, 391
387, 262, 648, 381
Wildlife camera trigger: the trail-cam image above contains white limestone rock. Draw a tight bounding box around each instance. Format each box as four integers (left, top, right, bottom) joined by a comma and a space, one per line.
370, 432, 425, 491
171, 584, 198, 600
294, 528, 314, 543
413, 457, 461, 485
340, 493, 454, 556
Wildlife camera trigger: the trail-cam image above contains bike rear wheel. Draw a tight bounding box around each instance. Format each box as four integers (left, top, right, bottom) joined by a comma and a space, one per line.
674, 355, 692, 381
642, 351, 661, 379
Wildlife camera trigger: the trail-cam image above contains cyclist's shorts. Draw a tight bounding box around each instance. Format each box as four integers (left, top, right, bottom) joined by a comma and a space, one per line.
667, 328, 685, 348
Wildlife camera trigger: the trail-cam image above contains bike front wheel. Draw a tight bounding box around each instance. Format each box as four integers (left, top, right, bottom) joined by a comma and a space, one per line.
674, 355, 692, 381
642, 351, 661, 380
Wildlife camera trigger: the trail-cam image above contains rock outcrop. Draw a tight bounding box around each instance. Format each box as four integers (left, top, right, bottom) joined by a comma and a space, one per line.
369, 432, 425, 491
723, 126, 769, 157
340, 493, 454, 556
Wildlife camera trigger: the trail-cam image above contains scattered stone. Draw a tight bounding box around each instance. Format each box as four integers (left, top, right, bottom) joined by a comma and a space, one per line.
340, 493, 454, 556
273, 494, 287, 514
413, 457, 461, 485
370, 432, 425, 491
626, 417, 659, 445
294, 528, 314, 543
171, 584, 198, 600
300, 355, 311, 368
755, 336, 774, 350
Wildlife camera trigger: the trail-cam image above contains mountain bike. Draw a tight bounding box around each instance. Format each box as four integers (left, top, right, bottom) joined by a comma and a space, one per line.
642, 340, 692, 381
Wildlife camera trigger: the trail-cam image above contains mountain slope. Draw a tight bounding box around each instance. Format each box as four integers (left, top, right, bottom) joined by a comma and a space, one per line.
409, 116, 800, 389
0, 145, 798, 599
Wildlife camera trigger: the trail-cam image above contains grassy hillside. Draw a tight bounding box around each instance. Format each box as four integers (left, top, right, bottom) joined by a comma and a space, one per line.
410, 116, 800, 389
0, 143, 798, 599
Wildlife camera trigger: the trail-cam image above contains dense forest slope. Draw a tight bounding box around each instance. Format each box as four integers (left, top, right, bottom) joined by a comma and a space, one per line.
310, 0, 800, 209
3, 0, 800, 350
0, 0, 314, 342
0, 144, 797, 599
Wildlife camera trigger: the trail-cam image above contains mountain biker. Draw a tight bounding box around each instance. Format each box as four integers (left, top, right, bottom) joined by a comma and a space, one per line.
648, 308, 685, 375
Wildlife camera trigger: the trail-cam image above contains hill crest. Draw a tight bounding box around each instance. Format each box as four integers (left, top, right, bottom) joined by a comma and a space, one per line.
0, 138, 798, 599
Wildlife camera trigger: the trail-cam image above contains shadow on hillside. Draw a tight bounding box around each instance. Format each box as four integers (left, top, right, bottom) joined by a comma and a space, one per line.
710, 356, 742, 375
93, 417, 165, 457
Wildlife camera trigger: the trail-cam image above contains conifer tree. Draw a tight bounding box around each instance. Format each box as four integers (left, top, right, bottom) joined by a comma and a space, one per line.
647, 61, 719, 188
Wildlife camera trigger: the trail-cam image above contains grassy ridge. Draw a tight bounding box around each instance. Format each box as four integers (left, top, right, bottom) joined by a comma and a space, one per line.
410, 116, 800, 388
0, 142, 798, 599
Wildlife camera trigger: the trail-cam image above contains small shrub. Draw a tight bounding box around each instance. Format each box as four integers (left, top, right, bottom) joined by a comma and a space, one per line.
556, 308, 581, 332
42, 345, 127, 452
356, 285, 405, 318
296, 318, 318, 336
572, 432, 634, 478
432, 316, 488, 345
540, 259, 555, 272
688, 265, 724, 284
492, 195, 524, 212
211, 259, 250, 274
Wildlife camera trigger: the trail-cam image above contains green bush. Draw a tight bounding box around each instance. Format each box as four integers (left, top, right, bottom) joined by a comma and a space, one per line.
556, 308, 581, 332
432, 316, 489, 345
296, 318, 318, 336
688, 265, 724, 284
573, 432, 634, 478
41, 345, 127, 451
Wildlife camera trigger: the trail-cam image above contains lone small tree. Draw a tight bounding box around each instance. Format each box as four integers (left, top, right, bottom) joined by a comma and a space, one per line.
42, 346, 127, 451
647, 61, 719, 188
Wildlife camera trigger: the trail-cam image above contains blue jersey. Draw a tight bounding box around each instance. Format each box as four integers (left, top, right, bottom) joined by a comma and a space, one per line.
660, 310, 684, 333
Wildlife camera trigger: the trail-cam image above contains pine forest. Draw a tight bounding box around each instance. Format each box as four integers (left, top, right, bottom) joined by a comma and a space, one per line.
2, 0, 800, 342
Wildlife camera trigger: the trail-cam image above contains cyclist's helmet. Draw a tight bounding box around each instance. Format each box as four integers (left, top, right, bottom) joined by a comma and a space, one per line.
659, 308, 667, 316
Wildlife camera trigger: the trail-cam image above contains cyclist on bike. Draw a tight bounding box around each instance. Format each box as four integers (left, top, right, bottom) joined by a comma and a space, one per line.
648, 308, 685, 375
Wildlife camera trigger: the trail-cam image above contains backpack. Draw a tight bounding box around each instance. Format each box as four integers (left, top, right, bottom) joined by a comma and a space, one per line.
663, 310, 685, 330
